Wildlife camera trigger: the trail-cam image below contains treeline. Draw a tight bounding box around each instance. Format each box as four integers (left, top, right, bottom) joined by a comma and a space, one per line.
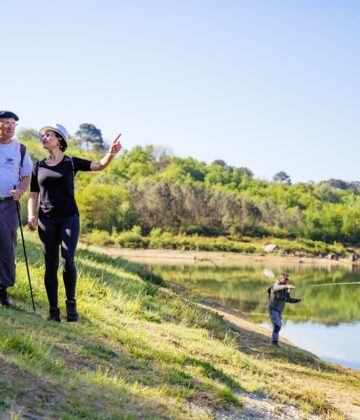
20, 129, 360, 247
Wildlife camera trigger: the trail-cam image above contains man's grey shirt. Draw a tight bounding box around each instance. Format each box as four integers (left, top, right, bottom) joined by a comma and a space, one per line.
0, 139, 32, 196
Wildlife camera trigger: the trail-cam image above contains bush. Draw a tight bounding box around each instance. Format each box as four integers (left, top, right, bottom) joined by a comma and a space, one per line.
272, 238, 346, 256
179, 225, 218, 236
175, 235, 257, 253
82, 230, 115, 246
149, 229, 176, 249
116, 231, 147, 249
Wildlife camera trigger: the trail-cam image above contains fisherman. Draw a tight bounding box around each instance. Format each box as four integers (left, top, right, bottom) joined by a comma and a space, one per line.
268, 273, 301, 346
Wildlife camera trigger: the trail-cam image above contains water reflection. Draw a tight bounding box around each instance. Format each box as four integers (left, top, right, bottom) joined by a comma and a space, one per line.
153, 264, 360, 325
262, 320, 360, 371
151, 262, 360, 370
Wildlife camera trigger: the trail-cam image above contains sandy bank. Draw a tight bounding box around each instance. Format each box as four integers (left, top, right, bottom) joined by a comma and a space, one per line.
79, 243, 356, 267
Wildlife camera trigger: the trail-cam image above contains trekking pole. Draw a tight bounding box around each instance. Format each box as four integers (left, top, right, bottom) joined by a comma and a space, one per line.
14, 196, 36, 311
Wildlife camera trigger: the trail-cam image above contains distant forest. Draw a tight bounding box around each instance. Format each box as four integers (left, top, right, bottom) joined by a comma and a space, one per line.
19, 126, 360, 246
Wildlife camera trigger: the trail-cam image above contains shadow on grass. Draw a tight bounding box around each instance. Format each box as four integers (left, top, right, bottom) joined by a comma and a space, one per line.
76, 248, 164, 286
183, 356, 243, 391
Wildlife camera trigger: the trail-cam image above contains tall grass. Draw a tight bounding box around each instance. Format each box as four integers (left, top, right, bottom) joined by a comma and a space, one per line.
0, 231, 357, 418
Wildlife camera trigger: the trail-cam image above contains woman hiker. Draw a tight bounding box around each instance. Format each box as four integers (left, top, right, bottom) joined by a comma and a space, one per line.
27, 124, 121, 322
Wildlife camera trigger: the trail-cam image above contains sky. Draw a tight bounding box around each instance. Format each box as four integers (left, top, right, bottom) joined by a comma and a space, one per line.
1, 0, 359, 183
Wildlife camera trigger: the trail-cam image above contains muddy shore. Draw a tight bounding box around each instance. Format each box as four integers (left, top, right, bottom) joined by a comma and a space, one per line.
80, 244, 357, 267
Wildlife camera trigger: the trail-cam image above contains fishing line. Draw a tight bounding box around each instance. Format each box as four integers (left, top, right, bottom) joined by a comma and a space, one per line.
309, 282, 360, 288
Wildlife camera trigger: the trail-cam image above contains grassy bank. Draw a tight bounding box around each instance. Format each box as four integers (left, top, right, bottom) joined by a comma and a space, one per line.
0, 233, 359, 418
81, 229, 353, 258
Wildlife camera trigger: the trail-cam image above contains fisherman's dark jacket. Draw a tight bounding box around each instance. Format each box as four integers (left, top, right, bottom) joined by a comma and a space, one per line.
268, 281, 301, 312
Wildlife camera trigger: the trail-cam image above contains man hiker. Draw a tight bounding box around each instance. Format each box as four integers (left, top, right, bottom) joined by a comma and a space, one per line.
0, 110, 32, 306
268, 273, 301, 346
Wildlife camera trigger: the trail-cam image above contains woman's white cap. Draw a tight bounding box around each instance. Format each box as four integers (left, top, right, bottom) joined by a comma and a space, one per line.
39, 123, 68, 141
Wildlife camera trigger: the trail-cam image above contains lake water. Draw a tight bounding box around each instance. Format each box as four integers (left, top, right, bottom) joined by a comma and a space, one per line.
150, 261, 360, 371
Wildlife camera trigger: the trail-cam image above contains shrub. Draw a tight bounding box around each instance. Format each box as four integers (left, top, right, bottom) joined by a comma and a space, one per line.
82, 230, 115, 246
116, 231, 146, 249
149, 229, 176, 249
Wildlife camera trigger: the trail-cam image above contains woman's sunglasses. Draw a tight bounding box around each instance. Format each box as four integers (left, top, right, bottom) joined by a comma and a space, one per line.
39, 132, 54, 140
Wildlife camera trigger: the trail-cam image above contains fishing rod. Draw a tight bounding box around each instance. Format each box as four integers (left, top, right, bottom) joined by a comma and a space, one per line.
309, 282, 360, 288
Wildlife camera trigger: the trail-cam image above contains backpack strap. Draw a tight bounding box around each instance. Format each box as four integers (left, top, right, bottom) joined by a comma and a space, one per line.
20, 143, 26, 167
19, 143, 26, 180
35, 160, 40, 179
70, 156, 75, 181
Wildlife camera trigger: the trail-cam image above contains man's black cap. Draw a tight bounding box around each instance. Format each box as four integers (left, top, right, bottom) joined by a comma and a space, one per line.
0, 110, 19, 121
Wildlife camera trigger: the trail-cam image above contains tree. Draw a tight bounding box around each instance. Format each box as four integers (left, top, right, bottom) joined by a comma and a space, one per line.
236, 167, 254, 179
314, 184, 341, 203
273, 171, 291, 185
76, 183, 135, 232
211, 159, 228, 168
75, 123, 105, 152
322, 179, 351, 190
17, 128, 38, 142
205, 165, 232, 186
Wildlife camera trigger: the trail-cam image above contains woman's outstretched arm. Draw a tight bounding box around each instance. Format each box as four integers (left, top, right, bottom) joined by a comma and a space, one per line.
90, 133, 122, 171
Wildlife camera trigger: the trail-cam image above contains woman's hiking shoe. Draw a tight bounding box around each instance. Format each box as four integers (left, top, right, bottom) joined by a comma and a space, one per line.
48, 307, 61, 322
66, 300, 79, 322
0, 287, 10, 306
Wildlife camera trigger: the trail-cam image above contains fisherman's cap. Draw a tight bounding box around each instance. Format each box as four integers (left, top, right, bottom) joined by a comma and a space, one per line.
0, 110, 19, 121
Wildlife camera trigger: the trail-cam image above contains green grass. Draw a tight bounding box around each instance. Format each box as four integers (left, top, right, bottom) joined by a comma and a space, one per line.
0, 232, 359, 418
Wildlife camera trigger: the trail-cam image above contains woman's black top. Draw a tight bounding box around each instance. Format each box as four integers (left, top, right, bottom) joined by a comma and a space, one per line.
30, 155, 92, 219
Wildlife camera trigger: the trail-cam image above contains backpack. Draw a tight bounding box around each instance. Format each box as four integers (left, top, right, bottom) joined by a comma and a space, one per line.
267, 283, 288, 302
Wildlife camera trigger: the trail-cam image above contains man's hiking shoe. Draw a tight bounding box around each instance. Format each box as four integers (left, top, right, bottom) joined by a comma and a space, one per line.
66, 299, 79, 322
271, 341, 280, 347
0, 287, 10, 306
48, 307, 61, 322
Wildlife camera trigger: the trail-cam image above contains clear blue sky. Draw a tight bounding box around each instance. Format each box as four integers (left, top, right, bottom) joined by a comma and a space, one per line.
2, 0, 359, 183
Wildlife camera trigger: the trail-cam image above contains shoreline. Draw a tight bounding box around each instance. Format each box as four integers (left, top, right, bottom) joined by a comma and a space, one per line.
80, 243, 357, 267
82, 241, 360, 373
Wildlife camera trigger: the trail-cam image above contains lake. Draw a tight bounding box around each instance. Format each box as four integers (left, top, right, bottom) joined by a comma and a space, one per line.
149, 260, 360, 371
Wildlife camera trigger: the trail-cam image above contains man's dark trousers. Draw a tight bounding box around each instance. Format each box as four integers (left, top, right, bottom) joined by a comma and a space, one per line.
0, 199, 18, 288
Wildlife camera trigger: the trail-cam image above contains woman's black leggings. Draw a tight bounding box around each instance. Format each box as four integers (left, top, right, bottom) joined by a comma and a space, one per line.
38, 216, 80, 308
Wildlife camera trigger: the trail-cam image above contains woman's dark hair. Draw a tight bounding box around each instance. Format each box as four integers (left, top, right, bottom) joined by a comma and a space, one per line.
54, 132, 68, 151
